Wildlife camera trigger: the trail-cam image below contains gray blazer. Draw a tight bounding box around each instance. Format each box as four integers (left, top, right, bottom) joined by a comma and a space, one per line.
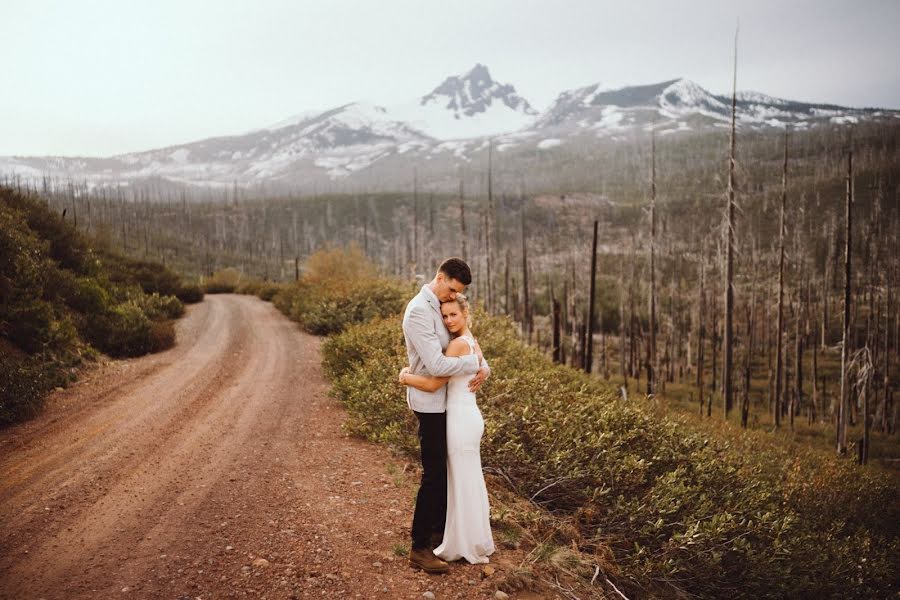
402, 284, 480, 413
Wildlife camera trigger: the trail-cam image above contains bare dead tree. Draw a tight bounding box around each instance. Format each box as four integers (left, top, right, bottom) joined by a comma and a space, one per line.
697, 245, 707, 416
413, 169, 419, 268
723, 22, 739, 419
649, 129, 658, 395
521, 204, 531, 342
837, 131, 853, 455
486, 140, 494, 312
586, 219, 599, 373
504, 248, 511, 316
775, 128, 788, 429
459, 175, 467, 260
883, 283, 893, 433
846, 347, 874, 464
552, 292, 562, 364
742, 240, 757, 428
812, 310, 820, 424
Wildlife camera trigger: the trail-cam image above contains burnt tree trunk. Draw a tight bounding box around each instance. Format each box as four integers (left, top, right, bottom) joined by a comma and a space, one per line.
723, 26, 739, 418
586, 220, 599, 373
459, 176, 467, 260
838, 133, 853, 455
775, 131, 789, 429
521, 206, 531, 342
649, 131, 658, 394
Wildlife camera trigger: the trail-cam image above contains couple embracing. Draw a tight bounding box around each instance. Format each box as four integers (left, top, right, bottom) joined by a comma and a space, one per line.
399, 257, 495, 574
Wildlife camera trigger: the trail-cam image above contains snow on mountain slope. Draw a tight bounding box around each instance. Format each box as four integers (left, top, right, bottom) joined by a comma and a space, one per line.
529, 77, 891, 137
657, 79, 731, 120
390, 64, 537, 139
1, 66, 894, 190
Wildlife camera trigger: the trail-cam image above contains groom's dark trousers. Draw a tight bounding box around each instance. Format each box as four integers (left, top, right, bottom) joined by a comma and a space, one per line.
411, 410, 447, 549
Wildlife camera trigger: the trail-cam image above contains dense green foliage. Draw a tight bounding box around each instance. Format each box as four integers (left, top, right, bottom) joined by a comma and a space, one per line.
249, 246, 899, 596
202, 267, 243, 294
0, 187, 199, 426
322, 309, 899, 599
269, 246, 409, 335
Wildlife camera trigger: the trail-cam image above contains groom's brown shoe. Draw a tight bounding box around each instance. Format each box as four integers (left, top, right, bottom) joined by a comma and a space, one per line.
409, 548, 449, 574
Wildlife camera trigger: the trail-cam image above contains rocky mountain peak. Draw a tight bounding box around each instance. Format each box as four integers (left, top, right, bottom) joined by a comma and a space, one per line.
420, 64, 536, 117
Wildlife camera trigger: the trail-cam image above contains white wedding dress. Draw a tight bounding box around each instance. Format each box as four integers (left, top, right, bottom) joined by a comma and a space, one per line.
434, 335, 495, 564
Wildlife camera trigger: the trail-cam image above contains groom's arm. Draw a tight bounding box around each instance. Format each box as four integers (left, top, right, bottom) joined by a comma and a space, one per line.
403, 305, 479, 377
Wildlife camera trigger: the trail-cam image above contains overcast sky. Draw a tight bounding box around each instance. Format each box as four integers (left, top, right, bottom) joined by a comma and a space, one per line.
2, 0, 898, 157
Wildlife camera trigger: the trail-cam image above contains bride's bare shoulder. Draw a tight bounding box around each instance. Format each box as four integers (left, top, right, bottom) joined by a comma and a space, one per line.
446, 336, 472, 356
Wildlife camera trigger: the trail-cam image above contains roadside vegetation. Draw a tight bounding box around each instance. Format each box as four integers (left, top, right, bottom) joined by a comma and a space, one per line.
238, 247, 898, 599
0, 187, 201, 426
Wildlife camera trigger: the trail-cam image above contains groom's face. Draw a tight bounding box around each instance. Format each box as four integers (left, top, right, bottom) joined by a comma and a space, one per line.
435, 274, 465, 302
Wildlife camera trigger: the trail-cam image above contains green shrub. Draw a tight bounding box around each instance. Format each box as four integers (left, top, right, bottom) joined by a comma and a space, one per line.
0, 205, 51, 307
0, 186, 193, 427
266, 247, 408, 336
236, 279, 284, 301
0, 347, 54, 426
323, 307, 900, 599
5, 300, 58, 354
82, 301, 154, 358
203, 268, 241, 293
100, 252, 183, 297
47, 270, 111, 315
148, 320, 176, 352
175, 282, 204, 304
271, 284, 296, 316
129, 291, 185, 320
291, 281, 406, 335
0, 189, 95, 274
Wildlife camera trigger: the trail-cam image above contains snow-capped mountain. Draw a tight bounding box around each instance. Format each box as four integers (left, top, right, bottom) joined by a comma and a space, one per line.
389, 63, 537, 139
1, 66, 895, 191
535, 77, 881, 137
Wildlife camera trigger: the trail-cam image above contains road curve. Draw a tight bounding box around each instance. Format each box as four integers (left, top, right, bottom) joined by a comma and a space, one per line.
0, 294, 527, 600
0, 294, 327, 598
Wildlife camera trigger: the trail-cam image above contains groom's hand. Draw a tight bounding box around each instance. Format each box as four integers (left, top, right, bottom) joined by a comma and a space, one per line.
468, 366, 489, 392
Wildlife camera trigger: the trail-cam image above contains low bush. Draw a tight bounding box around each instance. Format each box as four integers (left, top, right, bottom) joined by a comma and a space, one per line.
0, 187, 95, 275
175, 282, 204, 304
148, 320, 176, 353
63, 275, 111, 315
129, 290, 185, 320
277, 280, 407, 336
203, 267, 242, 293
0, 187, 193, 425
81, 301, 153, 358
323, 310, 900, 599
269, 247, 408, 336
236, 279, 284, 301
0, 346, 57, 426
100, 252, 184, 297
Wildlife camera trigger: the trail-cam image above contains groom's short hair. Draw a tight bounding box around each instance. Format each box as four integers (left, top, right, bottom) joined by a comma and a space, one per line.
438, 257, 472, 285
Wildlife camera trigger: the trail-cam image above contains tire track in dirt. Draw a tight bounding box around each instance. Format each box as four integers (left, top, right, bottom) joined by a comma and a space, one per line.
0, 297, 224, 498
0, 294, 539, 600
0, 297, 245, 540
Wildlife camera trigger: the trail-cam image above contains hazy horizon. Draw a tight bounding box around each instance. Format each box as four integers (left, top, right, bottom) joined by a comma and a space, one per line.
3, 0, 899, 158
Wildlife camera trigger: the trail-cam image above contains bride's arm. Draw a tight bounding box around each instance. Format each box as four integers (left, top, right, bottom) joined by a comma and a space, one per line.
399, 368, 449, 392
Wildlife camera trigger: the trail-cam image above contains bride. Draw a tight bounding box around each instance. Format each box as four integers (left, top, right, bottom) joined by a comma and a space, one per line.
399, 293, 495, 564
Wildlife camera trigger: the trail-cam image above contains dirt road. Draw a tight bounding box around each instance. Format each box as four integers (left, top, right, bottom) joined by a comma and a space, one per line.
0, 295, 532, 600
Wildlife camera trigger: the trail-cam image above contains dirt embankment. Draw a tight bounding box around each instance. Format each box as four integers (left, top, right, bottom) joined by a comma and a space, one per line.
0, 295, 542, 600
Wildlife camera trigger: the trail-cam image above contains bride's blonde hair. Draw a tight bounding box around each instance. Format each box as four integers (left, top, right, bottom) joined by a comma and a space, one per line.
445, 293, 473, 331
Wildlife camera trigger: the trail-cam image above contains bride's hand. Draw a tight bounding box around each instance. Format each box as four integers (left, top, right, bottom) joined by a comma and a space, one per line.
473, 340, 484, 363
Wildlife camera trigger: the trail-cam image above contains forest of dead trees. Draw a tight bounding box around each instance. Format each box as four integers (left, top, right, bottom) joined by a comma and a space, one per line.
6, 117, 899, 462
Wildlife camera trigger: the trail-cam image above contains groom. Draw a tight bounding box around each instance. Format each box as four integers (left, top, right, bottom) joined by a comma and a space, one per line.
402, 257, 489, 574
